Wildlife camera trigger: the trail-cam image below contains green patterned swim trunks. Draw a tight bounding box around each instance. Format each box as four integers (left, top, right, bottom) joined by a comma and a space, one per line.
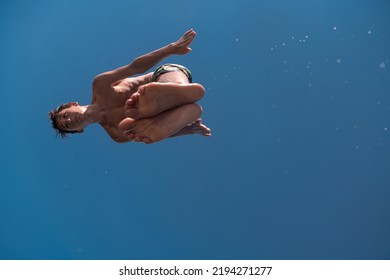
151, 64, 193, 83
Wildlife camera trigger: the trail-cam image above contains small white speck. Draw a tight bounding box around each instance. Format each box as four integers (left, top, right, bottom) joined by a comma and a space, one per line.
368, 30, 372, 35
299, 39, 302, 42
379, 62, 386, 69
282, 42, 286, 46
385, 127, 388, 131
336, 58, 342, 64
105, 171, 108, 175
235, 38, 239, 42
305, 35, 309, 39
308, 83, 312, 87
355, 145, 359, 149
333, 26, 337, 30
292, 36, 295, 40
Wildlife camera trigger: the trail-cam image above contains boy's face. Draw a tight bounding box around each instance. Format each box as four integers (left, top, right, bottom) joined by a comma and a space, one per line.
56, 102, 85, 132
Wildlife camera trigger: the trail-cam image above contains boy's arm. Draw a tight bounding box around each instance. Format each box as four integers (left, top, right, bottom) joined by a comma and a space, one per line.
93, 29, 196, 88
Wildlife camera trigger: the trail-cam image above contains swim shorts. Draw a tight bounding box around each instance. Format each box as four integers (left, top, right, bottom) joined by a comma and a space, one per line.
151, 63, 193, 83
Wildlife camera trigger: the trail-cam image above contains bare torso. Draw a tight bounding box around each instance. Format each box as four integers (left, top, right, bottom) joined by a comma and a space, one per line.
92, 73, 153, 142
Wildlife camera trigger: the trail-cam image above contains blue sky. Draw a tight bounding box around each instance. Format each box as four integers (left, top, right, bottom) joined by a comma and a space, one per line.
1, 0, 389, 259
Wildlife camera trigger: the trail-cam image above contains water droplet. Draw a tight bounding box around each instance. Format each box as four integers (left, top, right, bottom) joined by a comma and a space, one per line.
336, 58, 342, 64
368, 30, 372, 35
305, 35, 309, 39
235, 38, 239, 42
333, 26, 337, 30
379, 62, 386, 69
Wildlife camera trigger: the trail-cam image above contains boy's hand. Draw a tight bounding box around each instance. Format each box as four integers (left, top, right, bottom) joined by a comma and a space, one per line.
171, 29, 196, 55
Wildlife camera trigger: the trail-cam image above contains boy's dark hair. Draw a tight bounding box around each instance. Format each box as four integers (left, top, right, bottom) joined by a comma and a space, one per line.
48, 102, 82, 139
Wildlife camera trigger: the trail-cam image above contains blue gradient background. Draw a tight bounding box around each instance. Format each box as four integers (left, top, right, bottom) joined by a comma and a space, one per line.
1, 0, 389, 259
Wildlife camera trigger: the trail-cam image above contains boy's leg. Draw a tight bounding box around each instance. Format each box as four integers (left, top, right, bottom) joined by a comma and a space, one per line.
125, 82, 205, 119
119, 104, 203, 144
